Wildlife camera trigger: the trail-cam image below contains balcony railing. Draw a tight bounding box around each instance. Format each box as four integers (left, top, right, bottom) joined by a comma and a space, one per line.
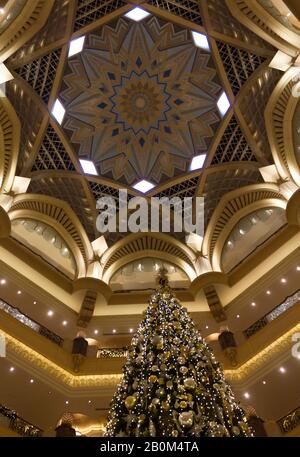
243, 289, 300, 338
0, 298, 64, 346
97, 347, 128, 358
278, 406, 300, 434
0, 404, 42, 437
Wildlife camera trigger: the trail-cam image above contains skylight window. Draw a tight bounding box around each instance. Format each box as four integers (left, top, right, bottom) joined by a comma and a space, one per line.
217, 92, 230, 117
133, 180, 155, 193
0, 62, 14, 84
190, 154, 206, 171
68, 36, 85, 58
79, 159, 98, 176
192, 31, 210, 51
125, 7, 151, 22
51, 99, 65, 124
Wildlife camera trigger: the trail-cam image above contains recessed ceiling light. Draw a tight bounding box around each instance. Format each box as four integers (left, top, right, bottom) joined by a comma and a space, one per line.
251, 302, 256, 307
47, 310, 54, 317
129, 328, 133, 333
266, 290, 271, 295
279, 367, 286, 373
88, 400, 92, 404
48, 391, 52, 395
244, 392, 250, 399
281, 278, 287, 283
297, 266, 300, 271
133, 180, 155, 193
262, 380, 267, 385
62, 320, 68, 326
125, 7, 151, 22
79, 159, 98, 176
236, 314, 240, 319
217, 92, 230, 117
33, 301, 37, 305
30, 379, 34, 384
17, 290, 21, 295
68, 36, 85, 57
112, 329, 116, 334
191, 31, 210, 51
205, 325, 209, 329
65, 400, 69, 405
51, 99, 65, 125
0, 8, 4, 14
94, 330, 99, 335
0, 279, 6, 285
9, 367, 15, 372
190, 154, 206, 171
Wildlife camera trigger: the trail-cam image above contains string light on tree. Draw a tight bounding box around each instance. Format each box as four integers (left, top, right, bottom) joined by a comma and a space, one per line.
105, 268, 252, 437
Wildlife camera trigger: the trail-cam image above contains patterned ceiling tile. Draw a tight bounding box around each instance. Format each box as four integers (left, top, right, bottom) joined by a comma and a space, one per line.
239, 67, 282, 162
147, 0, 203, 25
15, 49, 61, 104
211, 116, 257, 165
216, 41, 267, 96
203, 167, 263, 227
154, 176, 199, 199
8, 0, 70, 68
6, 81, 44, 174
60, 16, 223, 186
31, 124, 76, 172
74, 0, 127, 32
29, 177, 96, 241
206, 0, 274, 50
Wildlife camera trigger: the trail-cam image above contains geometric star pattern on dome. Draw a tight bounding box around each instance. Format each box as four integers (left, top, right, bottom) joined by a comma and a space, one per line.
60, 16, 223, 186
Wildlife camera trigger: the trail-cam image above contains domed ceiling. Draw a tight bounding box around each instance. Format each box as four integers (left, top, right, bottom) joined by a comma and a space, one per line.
4, 0, 283, 244
60, 16, 222, 185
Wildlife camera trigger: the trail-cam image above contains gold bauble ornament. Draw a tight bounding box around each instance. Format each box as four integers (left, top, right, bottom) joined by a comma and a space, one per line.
159, 377, 165, 385
161, 363, 167, 371
184, 378, 196, 390
156, 342, 163, 350
149, 375, 158, 383
178, 357, 186, 365
162, 401, 170, 411
151, 398, 160, 406
124, 396, 137, 410
166, 381, 173, 389
179, 411, 194, 427
180, 366, 188, 375
151, 365, 159, 372
232, 426, 240, 436
179, 401, 187, 409
171, 430, 179, 437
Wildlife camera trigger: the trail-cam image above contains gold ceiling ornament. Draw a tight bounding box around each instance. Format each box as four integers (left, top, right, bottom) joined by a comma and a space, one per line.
113, 77, 166, 132
202, 183, 286, 264
8, 193, 94, 277
225, 0, 300, 56
60, 15, 222, 185
0, 0, 54, 61
0, 97, 20, 194
265, 66, 300, 186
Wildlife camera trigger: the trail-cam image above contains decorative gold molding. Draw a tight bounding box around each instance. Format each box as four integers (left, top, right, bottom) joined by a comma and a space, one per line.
265, 67, 300, 185
101, 232, 197, 282
202, 183, 285, 264
226, 0, 300, 56
0, 97, 20, 193
0, 0, 55, 61
8, 194, 94, 277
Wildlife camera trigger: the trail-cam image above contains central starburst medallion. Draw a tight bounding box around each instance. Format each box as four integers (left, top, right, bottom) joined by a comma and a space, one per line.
60, 17, 223, 185
110, 71, 171, 134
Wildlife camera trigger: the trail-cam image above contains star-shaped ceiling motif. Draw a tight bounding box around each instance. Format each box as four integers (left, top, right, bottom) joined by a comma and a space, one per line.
60, 16, 223, 185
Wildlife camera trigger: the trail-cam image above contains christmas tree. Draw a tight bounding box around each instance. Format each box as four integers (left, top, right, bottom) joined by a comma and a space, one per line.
105, 269, 252, 437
